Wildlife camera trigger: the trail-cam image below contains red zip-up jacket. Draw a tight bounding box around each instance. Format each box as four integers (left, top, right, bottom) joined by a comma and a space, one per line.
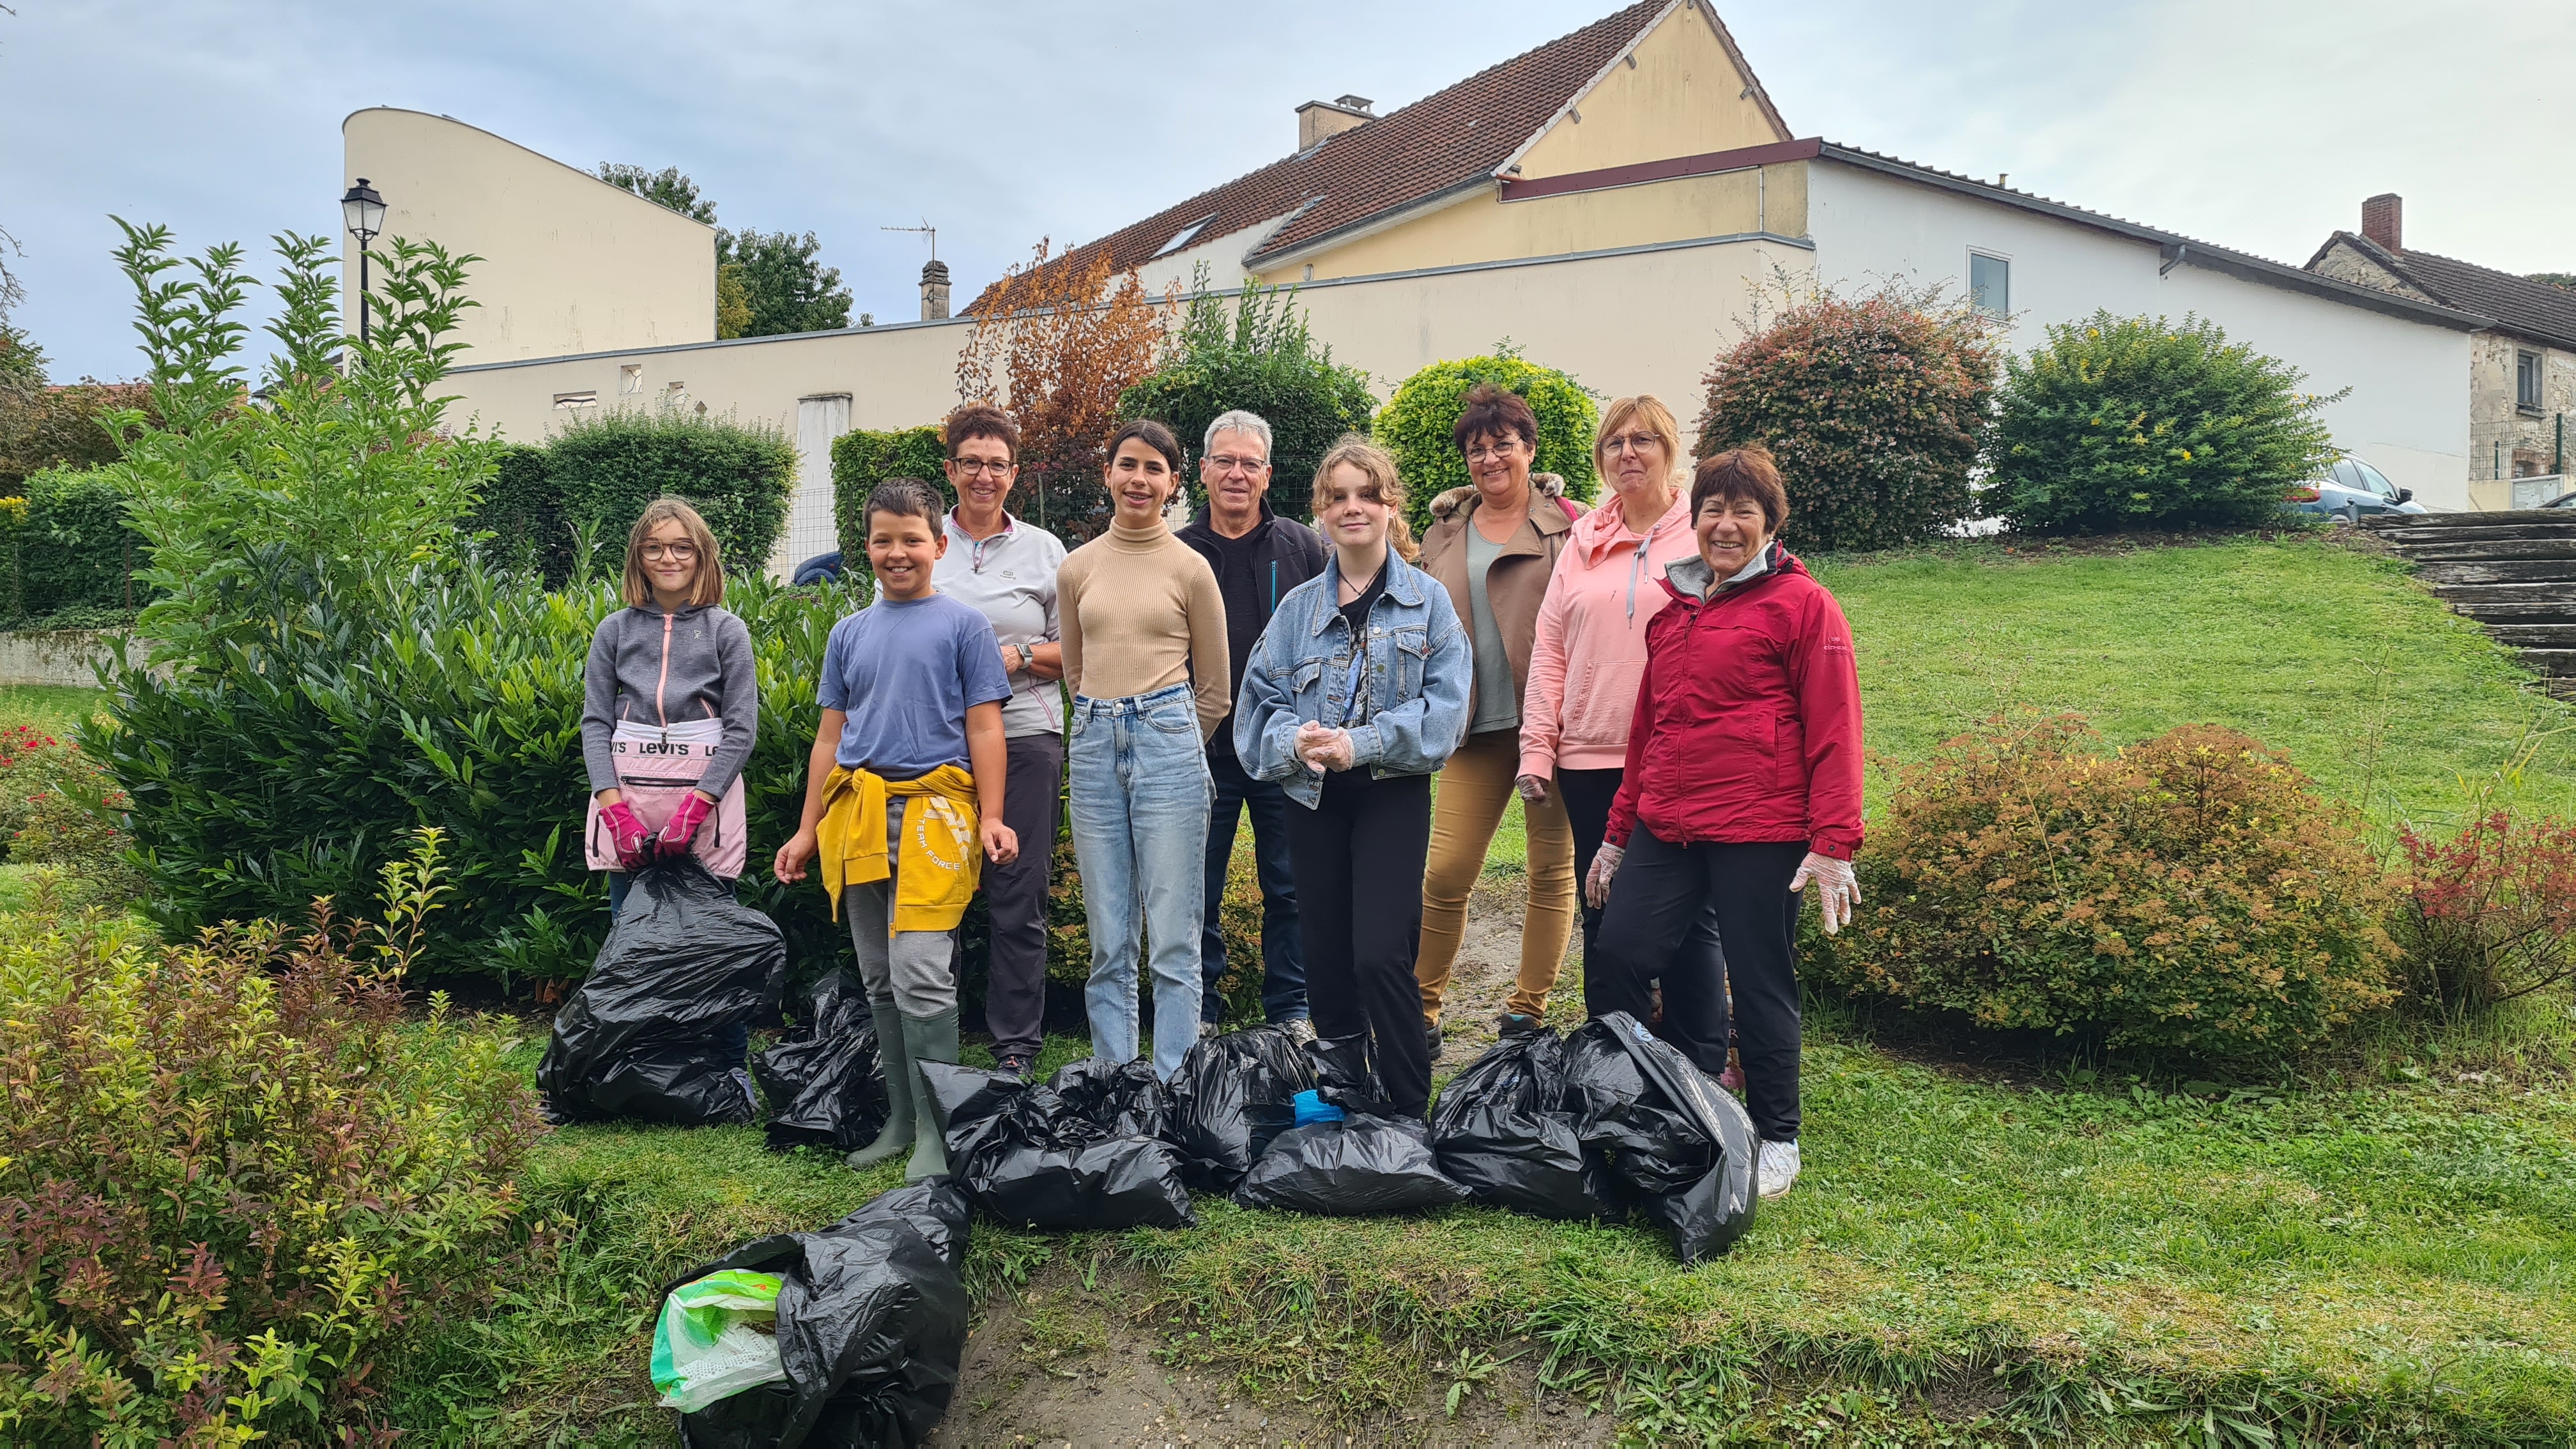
1604, 544, 1864, 861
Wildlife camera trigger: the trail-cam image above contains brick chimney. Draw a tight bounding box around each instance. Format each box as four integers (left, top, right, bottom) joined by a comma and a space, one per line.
2361, 193, 2402, 252
1296, 94, 1374, 150
919, 259, 951, 321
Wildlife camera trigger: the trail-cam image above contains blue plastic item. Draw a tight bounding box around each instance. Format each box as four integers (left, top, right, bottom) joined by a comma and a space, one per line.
1292, 1089, 1346, 1128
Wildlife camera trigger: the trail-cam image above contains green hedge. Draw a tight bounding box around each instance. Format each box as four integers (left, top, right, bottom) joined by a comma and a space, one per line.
95, 563, 864, 986
1374, 349, 1598, 537
1118, 283, 1378, 523
467, 409, 798, 587
829, 425, 949, 569
2, 466, 145, 628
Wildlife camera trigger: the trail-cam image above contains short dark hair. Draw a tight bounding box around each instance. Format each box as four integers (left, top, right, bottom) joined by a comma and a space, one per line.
864, 477, 946, 532
944, 403, 1019, 463
1690, 446, 1789, 536
1105, 418, 1184, 474
1452, 382, 1538, 454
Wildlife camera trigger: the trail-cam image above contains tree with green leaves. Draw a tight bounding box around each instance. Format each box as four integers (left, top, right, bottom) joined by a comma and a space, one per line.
717, 228, 852, 337
597, 162, 717, 224
1118, 276, 1376, 521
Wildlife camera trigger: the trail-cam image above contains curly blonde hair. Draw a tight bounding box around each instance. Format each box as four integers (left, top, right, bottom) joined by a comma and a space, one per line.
1308, 436, 1419, 562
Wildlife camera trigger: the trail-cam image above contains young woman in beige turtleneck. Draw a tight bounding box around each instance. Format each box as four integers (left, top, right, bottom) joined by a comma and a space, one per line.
1055, 420, 1229, 1081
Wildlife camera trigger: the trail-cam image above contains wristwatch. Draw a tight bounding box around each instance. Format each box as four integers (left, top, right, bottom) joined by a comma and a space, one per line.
1015, 643, 1034, 672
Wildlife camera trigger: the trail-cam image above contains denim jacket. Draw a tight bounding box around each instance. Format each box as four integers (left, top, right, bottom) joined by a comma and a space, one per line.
1232, 551, 1473, 809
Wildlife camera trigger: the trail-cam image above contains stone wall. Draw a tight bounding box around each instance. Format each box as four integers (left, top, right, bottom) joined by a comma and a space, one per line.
2469, 332, 2576, 485
0, 630, 121, 687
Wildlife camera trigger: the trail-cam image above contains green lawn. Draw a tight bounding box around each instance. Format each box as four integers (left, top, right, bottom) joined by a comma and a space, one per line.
0, 684, 106, 738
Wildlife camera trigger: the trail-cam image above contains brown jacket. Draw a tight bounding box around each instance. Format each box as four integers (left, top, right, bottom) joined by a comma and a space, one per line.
1418, 472, 1577, 723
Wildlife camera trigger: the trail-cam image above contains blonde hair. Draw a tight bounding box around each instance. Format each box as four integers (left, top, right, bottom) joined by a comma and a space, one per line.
1308, 436, 1419, 563
621, 497, 725, 608
1593, 394, 1685, 488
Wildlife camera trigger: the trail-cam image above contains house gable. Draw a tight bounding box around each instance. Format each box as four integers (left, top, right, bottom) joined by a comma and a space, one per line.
1506, 0, 1789, 183
2306, 234, 2444, 307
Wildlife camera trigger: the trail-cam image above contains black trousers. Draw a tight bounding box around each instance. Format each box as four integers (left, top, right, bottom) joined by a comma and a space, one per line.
1557, 767, 1726, 1023
1593, 831, 1807, 1142
1286, 770, 1434, 1119
982, 732, 1065, 1061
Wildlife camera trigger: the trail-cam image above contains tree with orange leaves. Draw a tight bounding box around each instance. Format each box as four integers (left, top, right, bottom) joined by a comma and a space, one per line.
957, 240, 1171, 542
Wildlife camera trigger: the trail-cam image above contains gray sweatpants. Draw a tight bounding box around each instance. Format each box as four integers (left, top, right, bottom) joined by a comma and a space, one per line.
848, 806, 958, 1018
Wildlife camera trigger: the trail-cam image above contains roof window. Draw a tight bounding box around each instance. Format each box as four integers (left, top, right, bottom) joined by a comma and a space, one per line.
1154, 213, 1220, 259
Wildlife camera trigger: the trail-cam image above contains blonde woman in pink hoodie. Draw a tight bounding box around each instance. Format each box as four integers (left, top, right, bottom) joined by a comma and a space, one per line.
1514, 396, 1727, 1044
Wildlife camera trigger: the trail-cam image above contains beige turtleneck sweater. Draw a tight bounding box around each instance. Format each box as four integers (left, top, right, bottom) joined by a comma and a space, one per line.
1056, 518, 1231, 738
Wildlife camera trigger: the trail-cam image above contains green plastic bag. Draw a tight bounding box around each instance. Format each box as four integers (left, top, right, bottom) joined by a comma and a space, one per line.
650, 1268, 787, 1412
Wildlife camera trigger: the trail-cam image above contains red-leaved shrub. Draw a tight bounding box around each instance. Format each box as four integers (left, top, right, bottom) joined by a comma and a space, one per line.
1807, 714, 2398, 1058
2395, 811, 2576, 1014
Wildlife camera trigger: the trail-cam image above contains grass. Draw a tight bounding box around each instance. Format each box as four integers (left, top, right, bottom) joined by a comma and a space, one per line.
0, 684, 106, 739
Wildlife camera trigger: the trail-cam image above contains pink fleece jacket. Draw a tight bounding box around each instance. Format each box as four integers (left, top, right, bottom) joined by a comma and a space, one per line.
1517, 488, 1701, 778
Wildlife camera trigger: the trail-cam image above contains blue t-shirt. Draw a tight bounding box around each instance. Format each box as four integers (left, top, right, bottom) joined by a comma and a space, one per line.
816, 593, 1013, 778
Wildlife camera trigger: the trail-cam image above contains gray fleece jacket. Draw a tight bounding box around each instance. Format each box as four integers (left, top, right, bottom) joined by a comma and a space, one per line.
581, 602, 759, 798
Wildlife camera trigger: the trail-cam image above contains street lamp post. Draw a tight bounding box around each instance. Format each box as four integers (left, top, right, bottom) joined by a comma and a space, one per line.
339, 178, 386, 342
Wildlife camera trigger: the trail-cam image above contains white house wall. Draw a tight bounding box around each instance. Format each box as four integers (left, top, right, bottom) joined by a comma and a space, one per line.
1805, 160, 2472, 509
439, 234, 1811, 577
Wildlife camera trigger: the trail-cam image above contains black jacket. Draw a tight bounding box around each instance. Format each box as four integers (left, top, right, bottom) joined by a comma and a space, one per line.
1179, 500, 1326, 754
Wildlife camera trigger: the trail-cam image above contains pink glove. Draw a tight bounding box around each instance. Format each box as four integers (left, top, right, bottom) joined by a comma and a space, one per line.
656, 790, 716, 861
599, 800, 652, 872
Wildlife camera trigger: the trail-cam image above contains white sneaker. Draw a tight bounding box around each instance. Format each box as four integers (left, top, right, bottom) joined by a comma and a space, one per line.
1757, 1139, 1801, 1199
1197, 1020, 1220, 1042
1282, 1017, 1317, 1046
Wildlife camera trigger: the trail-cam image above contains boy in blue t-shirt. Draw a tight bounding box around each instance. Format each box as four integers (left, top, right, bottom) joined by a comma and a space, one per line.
777, 477, 1016, 1180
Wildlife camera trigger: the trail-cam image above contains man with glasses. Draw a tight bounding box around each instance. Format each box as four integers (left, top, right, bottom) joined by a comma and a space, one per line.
1177, 410, 1324, 1043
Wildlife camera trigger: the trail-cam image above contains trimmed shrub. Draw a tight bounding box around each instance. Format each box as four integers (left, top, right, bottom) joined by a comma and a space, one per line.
95, 562, 865, 986
2393, 811, 2576, 1015
1374, 346, 1598, 537
1118, 280, 1377, 522
1986, 311, 2343, 533
463, 442, 565, 581
1695, 281, 2000, 552
831, 424, 949, 567
2, 466, 144, 627
0, 833, 542, 1443
544, 406, 798, 581
1807, 714, 2398, 1059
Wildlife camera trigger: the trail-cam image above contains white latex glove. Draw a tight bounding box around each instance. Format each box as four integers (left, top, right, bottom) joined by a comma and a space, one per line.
1514, 773, 1548, 805
1584, 841, 1625, 910
1790, 851, 1861, 935
1294, 722, 1352, 773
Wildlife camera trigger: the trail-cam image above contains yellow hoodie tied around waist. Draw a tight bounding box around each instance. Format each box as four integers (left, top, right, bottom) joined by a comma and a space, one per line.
815, 764, 983, 934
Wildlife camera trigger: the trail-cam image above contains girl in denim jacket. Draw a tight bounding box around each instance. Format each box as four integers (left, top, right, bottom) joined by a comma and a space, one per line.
1232, 437, 1471, 1119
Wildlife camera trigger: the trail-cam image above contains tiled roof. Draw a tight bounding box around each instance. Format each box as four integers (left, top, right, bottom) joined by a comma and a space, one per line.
2309, 231, 2576, 352
966, 1, 1731, 311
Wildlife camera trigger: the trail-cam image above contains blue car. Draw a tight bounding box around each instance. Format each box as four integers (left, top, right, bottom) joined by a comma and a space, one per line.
2288, 455, 2425, 523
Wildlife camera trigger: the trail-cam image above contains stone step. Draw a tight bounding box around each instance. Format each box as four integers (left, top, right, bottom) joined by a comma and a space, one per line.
2379, 528, 2576, 552
2412, 560, 2576, 585
2517, 648, 2576, 678
2434, 581, 2576, 605
2485, 624, 2576, 648
2450, 602, 2576, 626
2366, 508, 2576, 531
2388, 538, 2576, 563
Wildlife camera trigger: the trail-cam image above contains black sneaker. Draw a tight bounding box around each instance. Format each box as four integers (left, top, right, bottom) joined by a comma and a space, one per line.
1425, 1022, 1444, 1061
996, 1053, 1034, 1078
1498, 1012, 1542, 1038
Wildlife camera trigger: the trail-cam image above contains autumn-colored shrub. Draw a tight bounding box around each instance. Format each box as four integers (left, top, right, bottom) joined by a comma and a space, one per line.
2394, 811, 2576, 1015
1809, 714, 2398, 1058
1696, 280, 1999, 551
0, 831, 542, 1443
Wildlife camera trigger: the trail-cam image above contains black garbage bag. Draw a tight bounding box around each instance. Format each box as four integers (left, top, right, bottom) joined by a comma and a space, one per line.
751, 970, 889, 1153
539, 857, 786, 1126
1232, 1114, 1470, 1216
671, 1179, 972, 1448
1048, 1056, 1169, 1139
1165, 1025, 1314, 1190
1429, 1030, 1623, 1221
1564, 1013, 1758, 1262
917, 1060, 1195, 1230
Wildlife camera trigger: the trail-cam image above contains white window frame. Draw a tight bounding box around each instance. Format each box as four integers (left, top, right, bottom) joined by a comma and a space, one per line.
1968, 248, 2011, 319
2516, 349, 2544, 413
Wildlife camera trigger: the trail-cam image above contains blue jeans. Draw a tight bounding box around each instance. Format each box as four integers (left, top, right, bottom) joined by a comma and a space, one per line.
1068, 684, 1213, 1081
1200, 746, 1307, 1025
606, 868, 749, 1070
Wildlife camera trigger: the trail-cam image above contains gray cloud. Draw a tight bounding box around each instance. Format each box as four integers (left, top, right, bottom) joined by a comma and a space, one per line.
7, 1, 2572, 381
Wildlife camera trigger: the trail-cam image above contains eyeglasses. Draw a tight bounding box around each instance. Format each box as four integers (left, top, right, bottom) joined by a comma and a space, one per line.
1604, 433, 1662, 456
1466, 442, 1524, 464
641, 542, 697, 561
1205, 453, 1268, 475
951, 458, 1013, 477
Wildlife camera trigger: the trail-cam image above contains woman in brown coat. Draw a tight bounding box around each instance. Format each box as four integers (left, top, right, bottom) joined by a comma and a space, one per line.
1413, 383, 1581, 1055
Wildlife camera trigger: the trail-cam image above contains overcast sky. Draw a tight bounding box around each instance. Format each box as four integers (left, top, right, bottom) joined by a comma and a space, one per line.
6, 0, 2572, 381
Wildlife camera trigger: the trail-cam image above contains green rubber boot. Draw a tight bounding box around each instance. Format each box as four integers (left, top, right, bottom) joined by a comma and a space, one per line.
845, 995, 914, 1171
900, 1006, 960, 1183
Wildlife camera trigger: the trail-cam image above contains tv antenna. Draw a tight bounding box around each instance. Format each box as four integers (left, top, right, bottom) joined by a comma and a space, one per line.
883, 219, 936, 263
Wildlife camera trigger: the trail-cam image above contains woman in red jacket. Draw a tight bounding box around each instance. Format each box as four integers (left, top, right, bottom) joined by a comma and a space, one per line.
1584, 445, 1862, 1201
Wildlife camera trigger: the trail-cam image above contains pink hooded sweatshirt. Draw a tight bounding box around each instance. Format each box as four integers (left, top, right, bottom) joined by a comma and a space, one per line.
1517, 487, 1700, 779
